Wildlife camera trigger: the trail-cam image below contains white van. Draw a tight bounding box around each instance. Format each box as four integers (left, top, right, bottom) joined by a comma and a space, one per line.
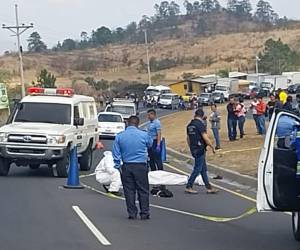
257, 109, 300, 241
158, 93, 179, 110
105, 98, 137, 120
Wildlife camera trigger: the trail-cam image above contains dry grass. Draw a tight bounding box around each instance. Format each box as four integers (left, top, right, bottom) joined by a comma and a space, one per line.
161, 104, 265, 177
2, 27, 300, 87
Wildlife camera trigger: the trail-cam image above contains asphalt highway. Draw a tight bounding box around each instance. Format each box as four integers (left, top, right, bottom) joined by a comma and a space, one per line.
0, 108, 299, 250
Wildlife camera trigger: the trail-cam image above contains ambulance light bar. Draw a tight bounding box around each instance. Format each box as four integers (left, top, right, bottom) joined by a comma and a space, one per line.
27, 87, 74, 97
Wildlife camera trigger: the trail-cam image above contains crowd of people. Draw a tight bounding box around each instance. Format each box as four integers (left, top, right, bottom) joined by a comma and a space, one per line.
204, 89, 300, 151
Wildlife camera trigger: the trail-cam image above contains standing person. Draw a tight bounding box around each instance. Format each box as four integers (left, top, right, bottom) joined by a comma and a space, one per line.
209, 104, 221, 150
295, 94, 300, 115
278, 88, 288, 105
112, 116, 153, 220
227, 97, 238, 141
236, 97, 247, 139
283, 95, 294, 112
267, 94, 276, 121
147, 109, 163, 172
185, 109, 218, 194
250, 97, 259, 134
256, 95, 267, 135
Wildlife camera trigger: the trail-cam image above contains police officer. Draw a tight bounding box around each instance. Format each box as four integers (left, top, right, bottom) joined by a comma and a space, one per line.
112, 116, 153, 220
147, 109, 163, 171
186, 109, 218, 194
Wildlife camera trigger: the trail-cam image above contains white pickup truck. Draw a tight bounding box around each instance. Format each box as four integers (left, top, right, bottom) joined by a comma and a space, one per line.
0, 87, 98, 177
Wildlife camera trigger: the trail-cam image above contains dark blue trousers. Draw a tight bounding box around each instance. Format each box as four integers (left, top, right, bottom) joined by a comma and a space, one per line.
121, 163, 149, 217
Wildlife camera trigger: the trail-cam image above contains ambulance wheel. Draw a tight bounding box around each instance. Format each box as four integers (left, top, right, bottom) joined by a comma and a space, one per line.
79, 144, 93, 171
56, 148, 70, 178
29, 164, 40, 170
0, 157, 10, 176
292, 212, 300, 241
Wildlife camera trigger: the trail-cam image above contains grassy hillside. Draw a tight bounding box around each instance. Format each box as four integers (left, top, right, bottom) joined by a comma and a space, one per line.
1, 26, 300, 89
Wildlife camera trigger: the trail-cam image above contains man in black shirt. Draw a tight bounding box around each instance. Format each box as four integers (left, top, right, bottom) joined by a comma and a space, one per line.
186, 109, 218, 194
227, 97, 238, 141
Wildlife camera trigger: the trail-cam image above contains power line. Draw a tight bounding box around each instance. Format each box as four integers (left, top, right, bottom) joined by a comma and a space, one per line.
2, 4, 33, 98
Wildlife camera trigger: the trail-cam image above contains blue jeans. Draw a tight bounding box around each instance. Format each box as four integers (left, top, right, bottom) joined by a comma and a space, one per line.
211, 128, 220, 148
227, 118, 237, 140
257, 115, 266, 135
238, 116, 246, 136
187, 153, 211, 189
253, 114, 259, 133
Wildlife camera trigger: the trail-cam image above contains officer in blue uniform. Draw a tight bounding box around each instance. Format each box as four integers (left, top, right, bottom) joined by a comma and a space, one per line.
113, 116, 153, 220
147, 109, 163, 171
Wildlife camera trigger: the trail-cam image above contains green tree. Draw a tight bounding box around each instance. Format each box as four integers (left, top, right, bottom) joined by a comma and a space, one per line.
200, 0, 220, 13
92, 26, 112, 46
36, 69, 56, 88
259, 39, 300, 74
184, 0, 194, 15
27, 32, 47, 53
255, 0, 277, 23
227, 0, 252, 17
61, 39, 77, 51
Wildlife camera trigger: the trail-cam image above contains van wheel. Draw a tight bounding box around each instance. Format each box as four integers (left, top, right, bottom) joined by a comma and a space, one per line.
0, 157, 10, 176
79, 144, 93, 171
56, 148, 70, 178
292, 212, 300, 241
29, 164, 40, 170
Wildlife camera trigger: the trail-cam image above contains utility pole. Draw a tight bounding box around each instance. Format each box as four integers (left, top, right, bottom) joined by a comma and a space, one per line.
2, 4, 33, 98
144, 30, 152, 87
255, 56, 260, 75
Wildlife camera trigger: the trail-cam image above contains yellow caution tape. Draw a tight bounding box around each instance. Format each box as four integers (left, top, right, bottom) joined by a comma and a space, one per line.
80, 178, 257, 223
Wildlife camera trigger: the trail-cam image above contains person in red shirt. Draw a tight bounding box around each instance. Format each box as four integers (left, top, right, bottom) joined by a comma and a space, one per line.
256, 95, 267, 135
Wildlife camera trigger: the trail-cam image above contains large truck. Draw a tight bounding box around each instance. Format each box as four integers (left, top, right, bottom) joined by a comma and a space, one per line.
246, 73, 268, 90
282, 72, 300, 85
261, 75, 288, 93
214, 78, 239, 100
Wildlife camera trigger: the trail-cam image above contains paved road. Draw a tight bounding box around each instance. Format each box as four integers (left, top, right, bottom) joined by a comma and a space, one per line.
0, 108, 299, 250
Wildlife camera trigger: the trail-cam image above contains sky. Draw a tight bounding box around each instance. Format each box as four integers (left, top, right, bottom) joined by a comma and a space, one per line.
0, 0, 299, 53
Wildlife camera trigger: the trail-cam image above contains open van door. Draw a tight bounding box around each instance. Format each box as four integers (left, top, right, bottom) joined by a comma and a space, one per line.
257, 109, 300, 240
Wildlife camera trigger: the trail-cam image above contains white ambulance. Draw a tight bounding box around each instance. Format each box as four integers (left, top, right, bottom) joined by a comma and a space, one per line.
0, 87, 98, 177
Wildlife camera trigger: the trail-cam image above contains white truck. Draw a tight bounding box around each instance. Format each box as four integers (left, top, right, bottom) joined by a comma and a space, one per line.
214, 78, 239, 100
282, 72, 300, 86
0, 87, 99, 177
105, 98, 138, 120
261, 75, 288, 93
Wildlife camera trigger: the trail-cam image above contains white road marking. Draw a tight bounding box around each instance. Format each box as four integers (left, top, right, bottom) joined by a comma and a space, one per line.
72, 205, 111, 246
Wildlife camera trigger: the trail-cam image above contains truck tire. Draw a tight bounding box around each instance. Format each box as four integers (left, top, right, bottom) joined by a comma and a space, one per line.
0, 157, 10, 176
79, 144, 93, 171
29, 164, 40, 170
293, 212, 300, 241
56, 148, 70, 178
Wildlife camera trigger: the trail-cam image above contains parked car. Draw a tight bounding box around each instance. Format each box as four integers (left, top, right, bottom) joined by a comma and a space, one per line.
228, 93, 244, 100
198, 93, 214, 106
158, 93, 180, 110
288, 84, 299, 94
294, 85, 300, 94
211, 92, 225, 103
98, 112, 125, 138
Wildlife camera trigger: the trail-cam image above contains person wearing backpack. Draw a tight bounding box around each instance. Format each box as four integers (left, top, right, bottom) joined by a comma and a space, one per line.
185, 109, 218, 194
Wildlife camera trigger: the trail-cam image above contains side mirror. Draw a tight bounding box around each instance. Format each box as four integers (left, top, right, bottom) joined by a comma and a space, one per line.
74, 117, 84, 126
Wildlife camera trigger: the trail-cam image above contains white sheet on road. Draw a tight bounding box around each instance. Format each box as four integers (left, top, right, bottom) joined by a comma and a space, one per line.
148, 170, 204, 186
95, 151, 204, 189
